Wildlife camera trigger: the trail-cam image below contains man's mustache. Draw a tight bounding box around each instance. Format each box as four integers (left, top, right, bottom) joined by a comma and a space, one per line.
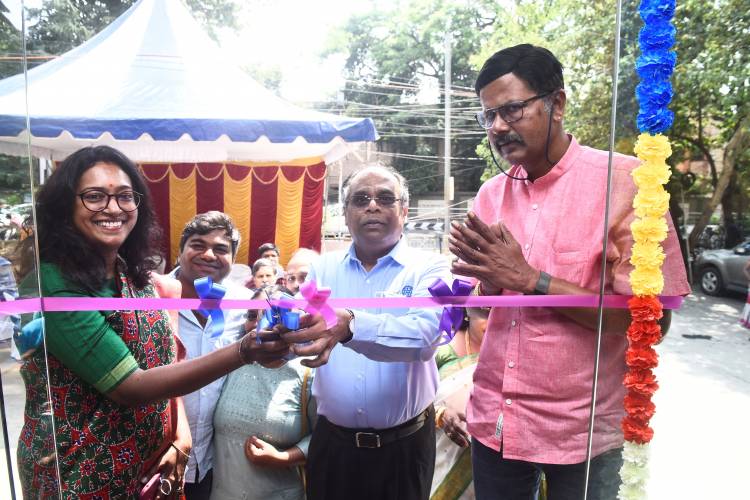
493, 133, 524, 148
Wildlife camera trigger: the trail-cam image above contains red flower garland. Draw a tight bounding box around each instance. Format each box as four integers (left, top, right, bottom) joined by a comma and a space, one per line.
622, 296, 663, 445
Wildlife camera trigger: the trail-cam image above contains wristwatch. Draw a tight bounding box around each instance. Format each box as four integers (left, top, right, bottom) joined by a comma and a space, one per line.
533, 271, 552, 295
344, 309, 355, 343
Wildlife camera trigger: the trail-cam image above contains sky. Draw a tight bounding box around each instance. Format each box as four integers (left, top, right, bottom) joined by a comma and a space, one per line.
222, 0, 382, 103
3, 0, 385, 103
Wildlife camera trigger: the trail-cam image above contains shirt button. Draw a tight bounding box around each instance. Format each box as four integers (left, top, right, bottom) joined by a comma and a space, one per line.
357, 374, 364, 380
508, 361, 515, 368
505, 399, 512, 405
524, 243, 530, 250
532, 204, 538, 210
357, 408, 364, 414
365, 279, 370, 284
511, 320, 517, 327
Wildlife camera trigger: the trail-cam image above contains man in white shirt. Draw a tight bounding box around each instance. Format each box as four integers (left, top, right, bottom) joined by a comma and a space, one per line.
170, 211, 253, 499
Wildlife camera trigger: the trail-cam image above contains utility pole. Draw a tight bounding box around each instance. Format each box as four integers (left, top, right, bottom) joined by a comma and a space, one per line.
443, 22, 452, 239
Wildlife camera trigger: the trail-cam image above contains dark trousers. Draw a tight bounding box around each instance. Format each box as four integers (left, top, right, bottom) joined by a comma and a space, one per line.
184, 467, 213, 500
472, 438, 623, 500
306, 406, 436, 500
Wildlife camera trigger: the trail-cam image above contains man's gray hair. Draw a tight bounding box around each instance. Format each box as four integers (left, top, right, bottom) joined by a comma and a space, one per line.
342, 164, 410, 206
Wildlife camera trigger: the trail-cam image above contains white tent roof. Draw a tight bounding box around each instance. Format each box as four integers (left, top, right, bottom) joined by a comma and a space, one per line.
0, 0, 376, 162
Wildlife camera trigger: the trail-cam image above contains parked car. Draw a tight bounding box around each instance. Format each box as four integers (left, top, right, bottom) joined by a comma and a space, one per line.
694, 240, 750, 296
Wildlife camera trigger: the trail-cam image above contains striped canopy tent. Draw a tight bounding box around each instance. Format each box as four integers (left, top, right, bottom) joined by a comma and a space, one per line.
0, 0, 377, 265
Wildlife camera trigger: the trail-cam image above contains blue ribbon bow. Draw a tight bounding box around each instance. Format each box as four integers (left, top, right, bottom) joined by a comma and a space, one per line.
428, 278, 474, 345
258, 293, 301, 332
194, 276, 227, 339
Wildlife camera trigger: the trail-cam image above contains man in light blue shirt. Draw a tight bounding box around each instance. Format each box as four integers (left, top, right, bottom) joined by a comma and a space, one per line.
283, 165, 451, 500
170, 211, 253, 499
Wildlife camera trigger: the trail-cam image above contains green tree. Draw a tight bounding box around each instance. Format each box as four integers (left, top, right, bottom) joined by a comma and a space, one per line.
473, 0, 642, 179
0, 0, 23, 79
668, 0, 750, 248
324, 0, 497, 199
25, 0, 240, 58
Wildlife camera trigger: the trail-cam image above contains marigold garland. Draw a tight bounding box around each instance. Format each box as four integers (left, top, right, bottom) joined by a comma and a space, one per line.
618, 1, 677, 498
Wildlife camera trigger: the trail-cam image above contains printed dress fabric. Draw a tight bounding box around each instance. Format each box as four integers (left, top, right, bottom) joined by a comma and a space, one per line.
430, 344, 479, 500
17, 263, 176, 498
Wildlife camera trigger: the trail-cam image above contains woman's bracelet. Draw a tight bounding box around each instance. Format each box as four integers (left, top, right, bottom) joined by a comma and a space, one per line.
237, 337, 253, 365
170, 442, 189, 460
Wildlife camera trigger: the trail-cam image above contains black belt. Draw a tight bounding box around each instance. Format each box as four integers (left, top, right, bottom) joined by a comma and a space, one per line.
324, 406, 432, 449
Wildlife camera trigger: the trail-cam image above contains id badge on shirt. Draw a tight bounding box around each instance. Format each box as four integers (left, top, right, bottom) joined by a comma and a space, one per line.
376, 285, 414, 315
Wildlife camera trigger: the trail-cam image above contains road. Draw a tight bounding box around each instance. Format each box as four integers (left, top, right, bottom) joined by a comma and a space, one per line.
647, 289, 750, 499
0, 288, 748, 499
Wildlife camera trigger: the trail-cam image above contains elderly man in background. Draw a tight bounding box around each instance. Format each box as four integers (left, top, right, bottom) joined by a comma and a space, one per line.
284, 247, 318, 295
170, 211, 254, 499
282, 165, 451, 500
257, 242, 285, 284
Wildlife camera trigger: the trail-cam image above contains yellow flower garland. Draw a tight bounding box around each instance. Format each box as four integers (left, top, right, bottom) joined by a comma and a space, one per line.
630, 133, 671, 296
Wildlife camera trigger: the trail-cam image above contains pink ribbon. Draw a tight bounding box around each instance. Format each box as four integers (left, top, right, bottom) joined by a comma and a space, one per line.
278, 280, 338, 328
0, 294, 684, 315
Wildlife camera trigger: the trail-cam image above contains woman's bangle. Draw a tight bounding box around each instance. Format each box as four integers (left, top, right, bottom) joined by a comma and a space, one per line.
170, 442, 189, 460
237, 337, 253, 365
435, 406, 447, 428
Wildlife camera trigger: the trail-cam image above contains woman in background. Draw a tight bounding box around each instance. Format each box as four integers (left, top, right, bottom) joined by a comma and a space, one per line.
431, 306, 488, 500
211, 285, 316, 500
740, 260, 750, 330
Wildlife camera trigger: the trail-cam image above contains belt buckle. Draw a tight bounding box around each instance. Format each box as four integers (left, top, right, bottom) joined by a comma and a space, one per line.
355, 432, 381, 448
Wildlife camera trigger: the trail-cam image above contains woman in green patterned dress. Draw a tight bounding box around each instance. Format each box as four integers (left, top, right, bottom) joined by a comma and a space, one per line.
18, 146, 289, 499
430, 306, 488, 500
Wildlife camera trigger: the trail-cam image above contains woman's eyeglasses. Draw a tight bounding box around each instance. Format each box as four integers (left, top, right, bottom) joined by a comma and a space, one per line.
78, 190, 142, 213
347, 193, 402, 208
475, 91, 552, 129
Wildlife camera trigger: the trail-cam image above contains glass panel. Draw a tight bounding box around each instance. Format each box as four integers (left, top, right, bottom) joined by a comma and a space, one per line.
0, 1, 654, 498
0, 2, 59, 498
583, 3, 643, 498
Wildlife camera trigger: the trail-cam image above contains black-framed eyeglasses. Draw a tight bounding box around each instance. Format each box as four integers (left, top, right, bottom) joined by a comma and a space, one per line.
347, 193, 403, 208
78, 190, 142, 213
475, 91, 553, 129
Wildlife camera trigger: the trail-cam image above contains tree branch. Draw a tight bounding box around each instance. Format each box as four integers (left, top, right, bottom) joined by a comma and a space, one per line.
672, 134, 718, 187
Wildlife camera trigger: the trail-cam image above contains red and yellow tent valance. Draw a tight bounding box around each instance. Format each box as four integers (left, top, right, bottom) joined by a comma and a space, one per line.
140, 160, 326, 269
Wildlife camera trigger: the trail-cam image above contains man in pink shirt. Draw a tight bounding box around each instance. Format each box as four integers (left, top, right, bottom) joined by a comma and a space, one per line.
448, 44, 690, 499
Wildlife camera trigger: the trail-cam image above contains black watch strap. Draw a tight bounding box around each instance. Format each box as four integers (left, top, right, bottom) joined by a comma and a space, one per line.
533, 271, 552, 295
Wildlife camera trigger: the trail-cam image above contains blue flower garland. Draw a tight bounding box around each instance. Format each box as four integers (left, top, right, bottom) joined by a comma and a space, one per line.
635, 0, 677, 133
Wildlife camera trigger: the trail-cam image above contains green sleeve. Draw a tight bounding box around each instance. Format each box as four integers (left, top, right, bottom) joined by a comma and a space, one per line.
435, 344, 458, 370
40, 262, 138, 394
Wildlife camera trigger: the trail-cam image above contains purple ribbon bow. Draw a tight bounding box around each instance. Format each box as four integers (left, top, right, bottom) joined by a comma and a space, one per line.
429, 278, 474, 345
